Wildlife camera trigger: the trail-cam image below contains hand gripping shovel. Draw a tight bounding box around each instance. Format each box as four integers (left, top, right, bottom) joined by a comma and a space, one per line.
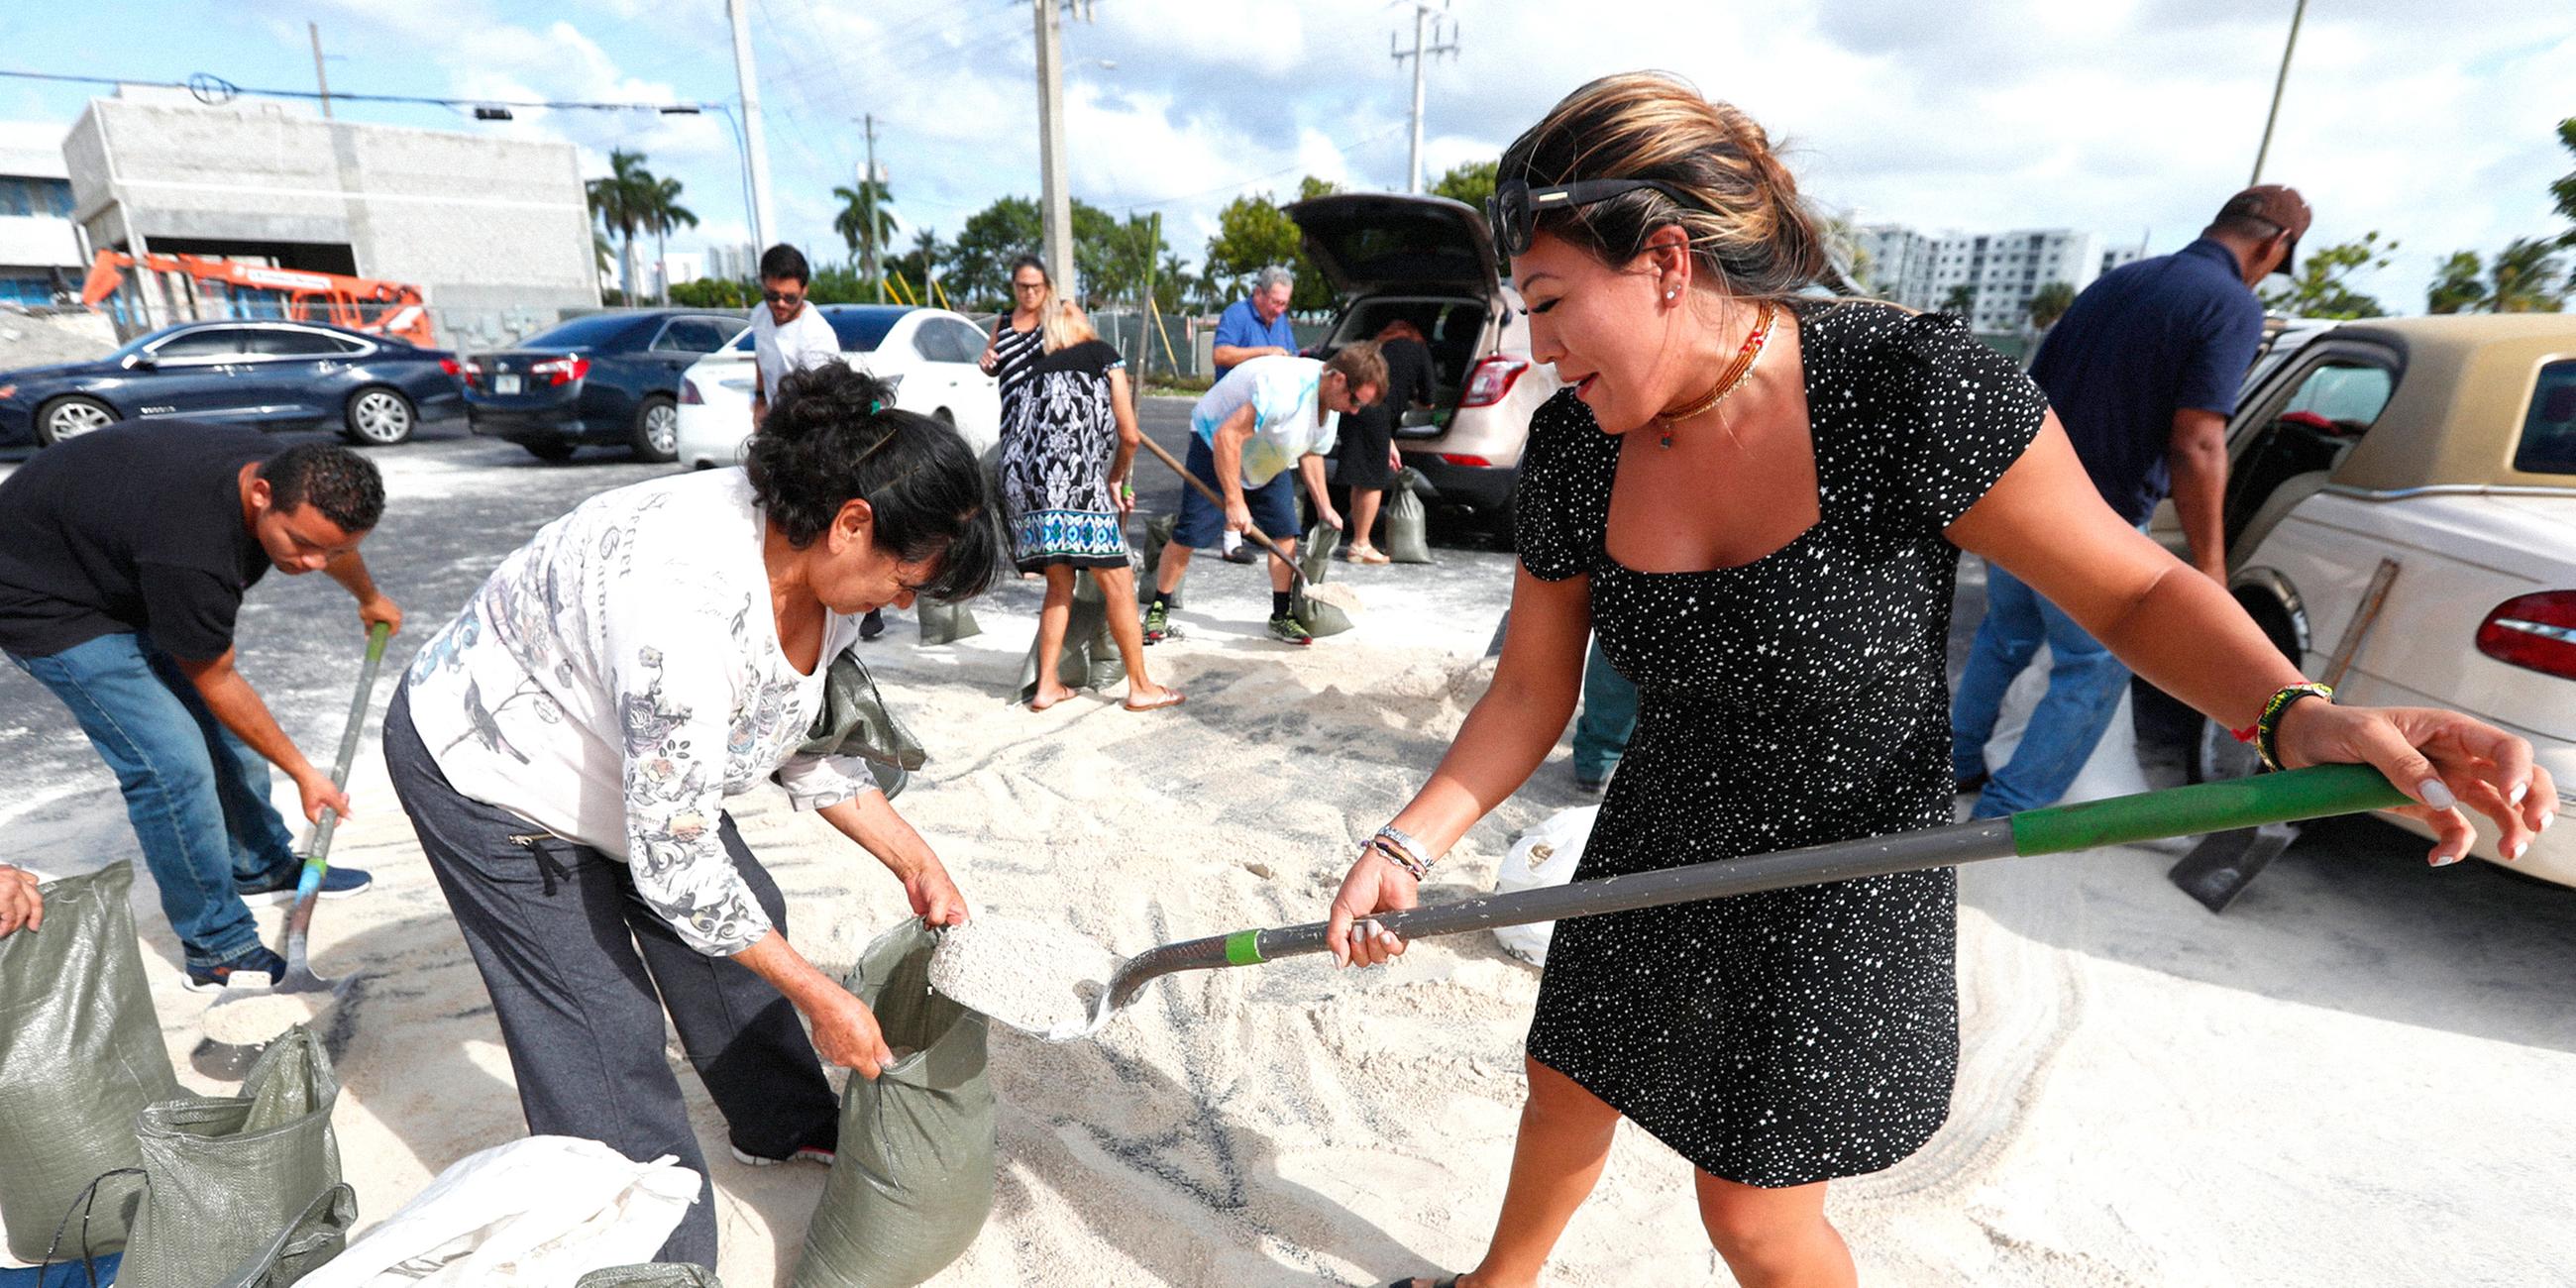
1055, 765, 2411, 1040
1133, 434, 1313, 591
197, 622, 391, 1074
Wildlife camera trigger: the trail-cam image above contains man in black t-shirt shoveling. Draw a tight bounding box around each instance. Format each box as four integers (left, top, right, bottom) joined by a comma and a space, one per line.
0, 423, 399, 989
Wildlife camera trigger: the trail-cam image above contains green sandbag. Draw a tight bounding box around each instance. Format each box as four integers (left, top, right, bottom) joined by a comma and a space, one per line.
799, 649, 927, 800
1384, 467, 1434, 564
119, 1025, 352, 1288
1136, 514, 1178, 607
1299, 519, 1338, 586
0, 860, 180, 1261
791, 920, 994, 1288
1289, 520, 1355, 638
915, 598, 981, 646
578, 1265, 723, 1287
1013, 572, 1126, 704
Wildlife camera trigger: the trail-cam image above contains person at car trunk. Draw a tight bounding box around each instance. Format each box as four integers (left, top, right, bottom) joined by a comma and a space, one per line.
1320, 75, 2549, 1288
0, 427, 394, 986
1337, 318, 1437, 564
1950, 185, 2309, 819
1143, 345, 1385, 647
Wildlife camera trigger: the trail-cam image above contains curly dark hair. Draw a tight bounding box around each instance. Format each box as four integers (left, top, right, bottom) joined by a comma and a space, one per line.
258, 443, 385, 533
744, 361, 998, 603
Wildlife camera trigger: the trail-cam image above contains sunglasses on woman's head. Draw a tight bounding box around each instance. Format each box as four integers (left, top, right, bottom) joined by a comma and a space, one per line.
1485, 177, 1693, 264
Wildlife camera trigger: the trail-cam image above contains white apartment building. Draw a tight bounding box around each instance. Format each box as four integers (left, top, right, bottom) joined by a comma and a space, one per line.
1861, 224, 2110, 333
0, 121, 87, 307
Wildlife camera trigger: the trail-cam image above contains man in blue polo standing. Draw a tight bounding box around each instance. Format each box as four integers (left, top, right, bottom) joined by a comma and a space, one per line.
1207, 266, 1304, 562
1952, 184, 2310, 816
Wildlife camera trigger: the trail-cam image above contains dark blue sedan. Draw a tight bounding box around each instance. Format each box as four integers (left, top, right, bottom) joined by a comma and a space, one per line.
463, 309, 746, 463
0, 319, 464, 449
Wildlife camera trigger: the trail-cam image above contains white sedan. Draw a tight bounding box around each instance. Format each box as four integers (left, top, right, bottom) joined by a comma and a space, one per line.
673, 304, 1003, 471
2168, 313, 2576, 885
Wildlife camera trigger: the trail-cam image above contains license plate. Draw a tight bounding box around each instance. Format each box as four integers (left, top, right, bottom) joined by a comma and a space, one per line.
494, 374, 522, 394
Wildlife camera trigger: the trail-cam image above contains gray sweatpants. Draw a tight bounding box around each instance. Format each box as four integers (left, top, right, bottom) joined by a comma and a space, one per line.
382, 685, 838, 1270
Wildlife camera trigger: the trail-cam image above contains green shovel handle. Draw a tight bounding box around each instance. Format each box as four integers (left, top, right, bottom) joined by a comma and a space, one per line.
2010, 763, 2412, 857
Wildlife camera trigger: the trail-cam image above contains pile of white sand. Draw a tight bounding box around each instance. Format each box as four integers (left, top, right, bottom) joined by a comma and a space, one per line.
202, 973, 333, 1046
927, 914, 1120, 1040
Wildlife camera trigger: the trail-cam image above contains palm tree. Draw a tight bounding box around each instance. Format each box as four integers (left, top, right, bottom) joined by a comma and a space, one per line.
2486, 237, 2566, 314
643, 176, 698, 305
2427, 252, 2485, 314
1941, 283, 1978, 316
586, 149, 655, 304
832, 179, 898, 284
2027, 280, 2078, 331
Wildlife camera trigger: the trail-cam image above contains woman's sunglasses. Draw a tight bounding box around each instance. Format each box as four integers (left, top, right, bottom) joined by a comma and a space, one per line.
1484, 177, 1691, 263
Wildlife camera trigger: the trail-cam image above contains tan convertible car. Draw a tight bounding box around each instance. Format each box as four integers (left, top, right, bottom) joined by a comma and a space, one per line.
2156, 314, 2576, 885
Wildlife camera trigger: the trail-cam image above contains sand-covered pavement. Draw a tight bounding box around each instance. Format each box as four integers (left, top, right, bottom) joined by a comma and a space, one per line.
5, 423, 2573, 1285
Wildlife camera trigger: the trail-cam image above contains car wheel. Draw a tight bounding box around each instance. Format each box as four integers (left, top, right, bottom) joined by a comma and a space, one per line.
343, 386, 415, 446
631, 394, 679, 463
523, 440, 578, 463
35, 395, 117, 446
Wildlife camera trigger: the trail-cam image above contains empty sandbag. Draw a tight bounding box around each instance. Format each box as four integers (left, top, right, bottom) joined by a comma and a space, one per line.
1384, 468, 1434, 564
914, 598, 981, 646
797, 649, 926, 801
0, 861, 180, 1261
791, 919, 994, 1288
578, 1267, 722, 1288
119, 1025, 351, 1288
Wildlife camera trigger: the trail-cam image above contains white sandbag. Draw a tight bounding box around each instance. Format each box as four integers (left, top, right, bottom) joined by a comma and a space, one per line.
294, 1135, 699, 1288
1492, 805, 1597, 966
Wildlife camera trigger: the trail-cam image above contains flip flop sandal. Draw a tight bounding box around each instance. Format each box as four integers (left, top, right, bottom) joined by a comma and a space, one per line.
1385, 1278, 1460, 1288
1123, 690, 1187, 712
1027, 693, 1074, 712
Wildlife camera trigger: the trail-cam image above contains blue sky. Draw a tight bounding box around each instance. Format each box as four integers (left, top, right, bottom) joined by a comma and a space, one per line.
1, 0, 2567, 310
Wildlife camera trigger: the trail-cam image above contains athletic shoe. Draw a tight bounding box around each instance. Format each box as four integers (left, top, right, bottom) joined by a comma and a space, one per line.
1572, 771, 1609, 797
730, 1141, 836, 1168
1142, 601, 1172, 644
186, 945, 288, 993
236, 865, 374, 907
1266, 613, 1314, 646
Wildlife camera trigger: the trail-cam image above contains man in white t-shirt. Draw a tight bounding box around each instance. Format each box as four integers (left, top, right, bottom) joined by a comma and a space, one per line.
1145, 344, 1384, 646
749, 243, 841, 428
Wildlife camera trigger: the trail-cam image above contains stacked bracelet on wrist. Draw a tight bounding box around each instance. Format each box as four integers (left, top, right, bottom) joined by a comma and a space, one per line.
1368, 824, 1434, 882
2235, 682, 2334, 772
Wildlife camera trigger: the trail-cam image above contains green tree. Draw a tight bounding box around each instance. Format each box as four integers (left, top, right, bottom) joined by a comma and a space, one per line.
670, 277, 751, 308
2259, 231, 2393, 320
831, 177, 899, 284
2551, 117, 2576, 250
886, 228, 948, 306
585, 149, 654, 303
1430, 160, 1497, 209
2026, 280, 2078, 330
642, 176, 697, 306
1202, 179, 1336, 312
1941, 283, 1977, 316
2488, 236, 2567, 313
950, 195, 1043, 309
2427, 251, 2485, 314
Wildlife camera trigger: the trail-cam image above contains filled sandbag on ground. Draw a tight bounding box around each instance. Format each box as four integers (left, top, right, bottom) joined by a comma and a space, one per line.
0, 860, 180, 1261
576, 1265, 722, 1287
791, 919, 994, 1288
1383, 467, 1434, 564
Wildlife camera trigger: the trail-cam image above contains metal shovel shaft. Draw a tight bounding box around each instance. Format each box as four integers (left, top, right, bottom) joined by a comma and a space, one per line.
1098, 764, 2410, 1018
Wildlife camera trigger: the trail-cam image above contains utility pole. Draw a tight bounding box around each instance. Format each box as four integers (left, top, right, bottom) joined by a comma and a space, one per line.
308, 23, 332, 119
1389, 1, 1459, 194
861, 113, 882, 302
1033, 1, 1089, 301
727, 0, 779, 251
2250, 0, 2307, 185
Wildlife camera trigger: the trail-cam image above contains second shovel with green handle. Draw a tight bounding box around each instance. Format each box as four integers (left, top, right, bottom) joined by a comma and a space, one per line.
1049, 764, 2412, 1040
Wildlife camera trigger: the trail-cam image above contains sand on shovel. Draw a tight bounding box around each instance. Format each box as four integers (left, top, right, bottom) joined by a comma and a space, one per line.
203, 972, 333, 1046
1302, 583, 1362, 614
926, 915, 1121, 1041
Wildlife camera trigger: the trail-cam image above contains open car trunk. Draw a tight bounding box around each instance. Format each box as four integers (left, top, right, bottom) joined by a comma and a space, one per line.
1286, 193, 1504, 419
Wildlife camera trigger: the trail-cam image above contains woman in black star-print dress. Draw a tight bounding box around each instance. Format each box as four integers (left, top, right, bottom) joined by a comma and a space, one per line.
1330, 74, 2552, 1288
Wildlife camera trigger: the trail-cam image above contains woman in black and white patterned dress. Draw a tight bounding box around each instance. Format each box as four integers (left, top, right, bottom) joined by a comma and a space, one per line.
979, 255, 1053, 426
1327, 74, 2551, 1288
999, 302, 1181, 713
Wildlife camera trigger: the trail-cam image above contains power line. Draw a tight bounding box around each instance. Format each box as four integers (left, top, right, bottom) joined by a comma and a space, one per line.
1100, 122, 1410, 211
0, 66, 717, 114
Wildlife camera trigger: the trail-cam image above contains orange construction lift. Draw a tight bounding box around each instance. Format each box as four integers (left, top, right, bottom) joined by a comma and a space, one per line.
80, 249, 436, 348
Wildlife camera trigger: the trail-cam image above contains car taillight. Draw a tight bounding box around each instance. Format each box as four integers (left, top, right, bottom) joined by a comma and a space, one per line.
1460, 355, 1528, 408
529, 355, 590, 386
2477, 590, 2576, 679
681, 377, 702, 405
1440, 454, 1493, 468
438, 357, 461, 376
458, 358, 483, 386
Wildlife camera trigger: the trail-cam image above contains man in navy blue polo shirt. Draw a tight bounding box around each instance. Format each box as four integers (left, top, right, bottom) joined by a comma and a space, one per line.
1952, 184, 2310, 818
1211, 265, 1300, 380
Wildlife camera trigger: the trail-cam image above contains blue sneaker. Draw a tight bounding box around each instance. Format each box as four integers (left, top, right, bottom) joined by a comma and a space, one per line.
236, 865, 374, 907
186, 945, 287, 993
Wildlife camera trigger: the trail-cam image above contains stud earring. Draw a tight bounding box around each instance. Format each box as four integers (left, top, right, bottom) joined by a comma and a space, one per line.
1665, 287, 1678, 299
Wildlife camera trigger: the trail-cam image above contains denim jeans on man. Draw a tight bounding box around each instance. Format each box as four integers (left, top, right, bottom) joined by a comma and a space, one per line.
1949, 562, 2132, 819
7, 632, 300, 970
1572, 639, 1640, 784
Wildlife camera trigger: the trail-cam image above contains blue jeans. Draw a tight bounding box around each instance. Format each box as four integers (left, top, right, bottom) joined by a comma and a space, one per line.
8, 633, 300, 970
1572, 639, 1639, 781
1950, 562, 2132, 820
